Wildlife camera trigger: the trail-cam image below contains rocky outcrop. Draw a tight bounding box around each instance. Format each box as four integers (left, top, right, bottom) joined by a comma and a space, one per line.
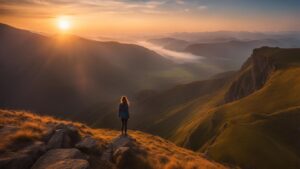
0, 110, 230, 169
224, 47, 280, 102
0, 121, 146, 169
0, 123, 96, 169
101, 136, 135, 162
102, 135, 148, 169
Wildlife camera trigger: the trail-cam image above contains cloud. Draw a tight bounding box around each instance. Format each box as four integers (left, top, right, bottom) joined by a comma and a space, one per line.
137, 41, 223, 73
184, 8, 190, 12
0, 0, 171, 17
198, 5, 207, 10
0, 0, 208, 19
0, 0, 74, 6
176, 0, 185, 5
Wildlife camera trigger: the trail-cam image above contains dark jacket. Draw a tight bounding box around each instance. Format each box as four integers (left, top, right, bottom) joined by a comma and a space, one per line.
119, 103, 129, 119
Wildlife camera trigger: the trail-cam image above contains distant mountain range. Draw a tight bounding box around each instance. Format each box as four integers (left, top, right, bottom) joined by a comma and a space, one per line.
147, 35, 300, 72
169, 31, 300, 43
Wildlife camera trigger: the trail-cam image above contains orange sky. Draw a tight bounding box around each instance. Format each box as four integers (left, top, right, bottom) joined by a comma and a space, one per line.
0, 0, 299, 37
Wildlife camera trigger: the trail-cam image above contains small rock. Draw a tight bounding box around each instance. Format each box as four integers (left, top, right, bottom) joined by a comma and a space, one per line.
31, 148, 87, 169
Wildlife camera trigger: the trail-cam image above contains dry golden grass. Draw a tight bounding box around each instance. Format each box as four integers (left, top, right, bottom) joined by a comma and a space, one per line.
121, 131, 227, 169
0, 109, 227, 169
194, 67, 300, 169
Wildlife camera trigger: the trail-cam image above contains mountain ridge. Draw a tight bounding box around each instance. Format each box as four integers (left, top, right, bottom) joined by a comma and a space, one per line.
0, 109, 228, 169
225, 47, 300, 102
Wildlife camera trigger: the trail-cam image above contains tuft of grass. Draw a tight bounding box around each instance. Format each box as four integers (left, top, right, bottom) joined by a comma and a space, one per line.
9, 130, 40, 144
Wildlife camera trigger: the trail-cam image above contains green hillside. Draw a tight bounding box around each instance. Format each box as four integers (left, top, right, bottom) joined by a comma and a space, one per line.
130, 71, 235, 147
194, 63, 300, 169
133, 47, 300, 169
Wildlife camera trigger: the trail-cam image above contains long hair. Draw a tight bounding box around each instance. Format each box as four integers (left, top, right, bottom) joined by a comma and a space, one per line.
120, 96, 130, 106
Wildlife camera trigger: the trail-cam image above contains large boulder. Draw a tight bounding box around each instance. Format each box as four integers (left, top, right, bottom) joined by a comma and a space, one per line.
101, 136, 134, 162
112, 146, 149, 169
110, 136, 151, 169
76, 136, 105, 155
31, 148, 87, 169
46, 124, 81, 149
41, 159, 89, 169
0, 141, 45, 169
112, 146, 131, 164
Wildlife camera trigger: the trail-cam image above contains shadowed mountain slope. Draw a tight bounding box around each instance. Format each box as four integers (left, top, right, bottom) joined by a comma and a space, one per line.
0, 23, 209, 117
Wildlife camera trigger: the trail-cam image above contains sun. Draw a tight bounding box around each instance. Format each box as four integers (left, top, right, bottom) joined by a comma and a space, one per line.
57, 17, 71, 31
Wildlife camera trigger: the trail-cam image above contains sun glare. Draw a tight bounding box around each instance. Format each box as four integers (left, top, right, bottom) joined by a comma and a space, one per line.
57, 17, 71, 31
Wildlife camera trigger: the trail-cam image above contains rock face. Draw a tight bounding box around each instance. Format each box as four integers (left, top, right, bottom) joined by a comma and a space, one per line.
0, 142, 45, 169
0, 122, 111, 169
31, 148, 88, 169
102, 135, 149, 169
224, 47, 279, 102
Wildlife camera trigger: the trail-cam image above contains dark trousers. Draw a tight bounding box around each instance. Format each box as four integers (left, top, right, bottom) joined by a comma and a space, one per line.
121, 118, 128, 134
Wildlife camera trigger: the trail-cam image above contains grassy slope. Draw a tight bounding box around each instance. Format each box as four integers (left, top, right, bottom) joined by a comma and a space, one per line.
189, 49, 300, 169
131, 75, 233, 146
0, 109, 227, 169
134, 48, 300, 169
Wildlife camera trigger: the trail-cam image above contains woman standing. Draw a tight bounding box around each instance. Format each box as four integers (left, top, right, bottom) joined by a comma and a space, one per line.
119, 96, 130, 135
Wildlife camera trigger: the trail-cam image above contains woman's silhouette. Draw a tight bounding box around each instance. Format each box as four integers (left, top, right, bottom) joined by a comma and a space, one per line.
119, 96, 130, 135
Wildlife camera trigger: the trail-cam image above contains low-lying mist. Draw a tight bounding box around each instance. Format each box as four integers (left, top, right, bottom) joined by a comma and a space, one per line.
137, 41, 202, 63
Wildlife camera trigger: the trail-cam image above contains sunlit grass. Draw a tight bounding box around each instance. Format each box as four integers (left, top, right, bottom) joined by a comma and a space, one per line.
0, 109, 226, 169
